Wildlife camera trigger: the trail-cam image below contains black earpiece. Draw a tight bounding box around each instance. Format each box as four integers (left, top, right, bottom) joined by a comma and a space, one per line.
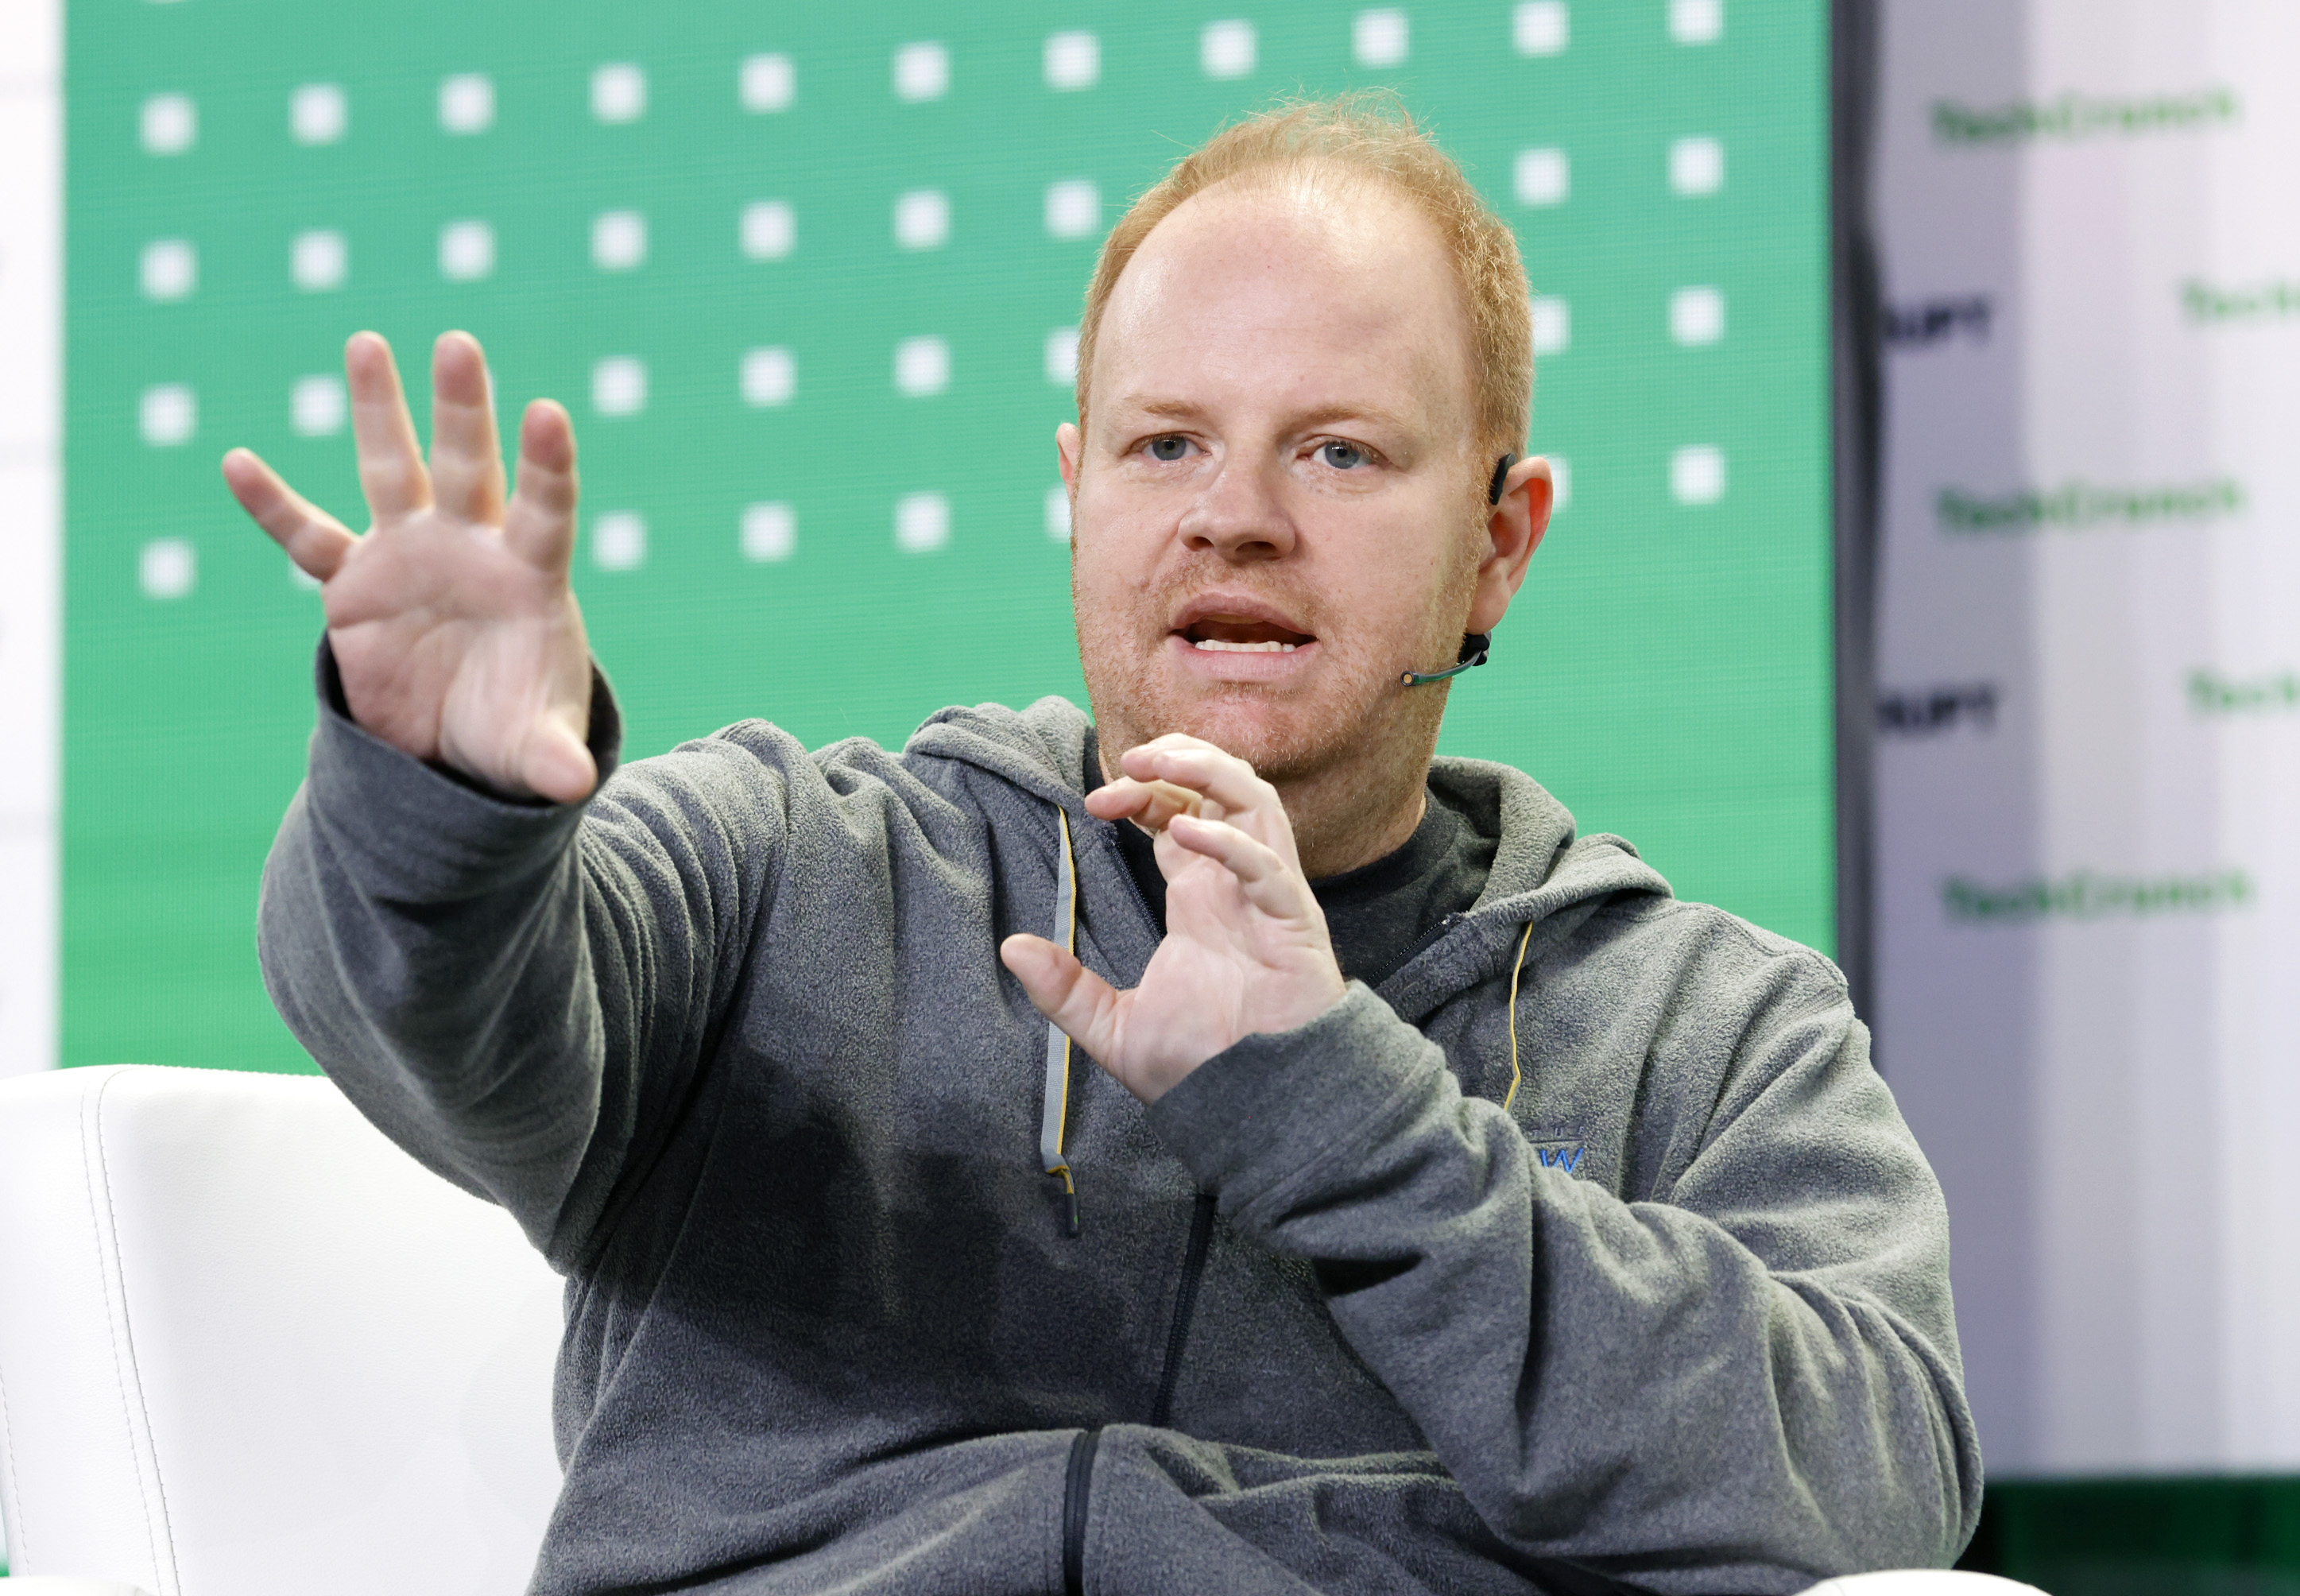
1401, 455, 1516, 688
1400, 633, 1492, 688
1487, 452, 1517, 506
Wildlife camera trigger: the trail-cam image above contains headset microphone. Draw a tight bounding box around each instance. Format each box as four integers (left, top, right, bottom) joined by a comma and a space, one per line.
1400, 453, 1515, 688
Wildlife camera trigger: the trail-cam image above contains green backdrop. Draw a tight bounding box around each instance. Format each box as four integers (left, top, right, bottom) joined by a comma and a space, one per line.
64, 0, 1832, 1073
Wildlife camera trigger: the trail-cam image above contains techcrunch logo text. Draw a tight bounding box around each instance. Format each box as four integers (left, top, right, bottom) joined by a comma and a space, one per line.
2183, 278, 2300, 324
1932, 87, 2238, 145
2190, 668, 2300, 715
1936, 478, 2244, 534
1944, 870, 2253, 924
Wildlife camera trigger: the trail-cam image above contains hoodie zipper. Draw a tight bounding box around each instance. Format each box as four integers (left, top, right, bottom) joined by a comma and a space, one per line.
1148, 1192, 1218, 1428
1062, 1426, 1100, 1596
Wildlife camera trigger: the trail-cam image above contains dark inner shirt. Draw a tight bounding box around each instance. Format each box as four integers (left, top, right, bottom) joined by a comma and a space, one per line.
1084, 732, 1498, 990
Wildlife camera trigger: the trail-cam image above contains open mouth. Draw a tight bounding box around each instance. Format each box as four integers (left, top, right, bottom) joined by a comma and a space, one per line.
1176, 614, 1318, 654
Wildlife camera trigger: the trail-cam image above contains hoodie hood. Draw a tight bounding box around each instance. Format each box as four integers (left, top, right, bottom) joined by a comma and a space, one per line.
903, 695, 1673, 1024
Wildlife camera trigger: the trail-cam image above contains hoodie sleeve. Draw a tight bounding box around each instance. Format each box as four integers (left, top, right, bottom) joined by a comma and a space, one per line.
1144, 963, 1982, 1593
257, 642, 791, 1271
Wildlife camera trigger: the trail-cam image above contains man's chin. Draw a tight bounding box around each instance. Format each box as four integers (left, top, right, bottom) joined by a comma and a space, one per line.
1136, 688, 1359, 782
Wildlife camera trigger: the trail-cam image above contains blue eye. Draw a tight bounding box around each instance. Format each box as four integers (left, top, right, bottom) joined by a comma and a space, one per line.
1148, 436, 1189, 462
1320, 440, 1366, 470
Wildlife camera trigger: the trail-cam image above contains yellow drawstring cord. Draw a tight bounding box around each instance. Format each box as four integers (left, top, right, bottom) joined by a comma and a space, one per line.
1039, 808, 1082, 1237
1502, 920, 1534, 1114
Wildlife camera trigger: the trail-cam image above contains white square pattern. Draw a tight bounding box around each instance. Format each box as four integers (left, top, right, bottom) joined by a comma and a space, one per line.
1670, 0, 1724, 45
1044, 180, 1100, 241
439, 73, 495, 134
1353, 10, 1408, 68
109, 37, 1756, 589
1670, 136, 1724, 196
1044, 32, 1099, 91
894, 42, 948, 103
895, 335, 950, 397
292, 229, 347, 291
593, 357, 648, 416
593, 209, 647, 270
741, 200, 796, 261
439, 219, 495, 281
592, 511, 647, 570
1670, 285, 1725, 346
1515, 2, 1569, 56
291, 374, 346, 436
140, 238, 195, 300
894, 189, 949, 251
741, 347, 796, 408
139, 383, 194, 446
290, 83, 347, 145
1547, 456, 1571, 511
140, 92, 195, 154
1045, 327, 1079, 385
1202, 21, 1256, 79
741, 502, 796, 562
1515, 148, 1568, 207
1671, 444, 1725, 506
741, 53, 796, 113
896, 491, 950, 553
591, 63, 646, 124
1531, 295, 1570, 354
140, 537, 196, 599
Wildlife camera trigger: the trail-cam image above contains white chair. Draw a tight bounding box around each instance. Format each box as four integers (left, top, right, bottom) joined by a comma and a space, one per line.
0, 1066, 2036, 1596
0, 1065, 563, 1595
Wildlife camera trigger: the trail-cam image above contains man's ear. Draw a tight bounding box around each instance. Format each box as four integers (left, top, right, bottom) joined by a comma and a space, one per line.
1056, 421, 1082, 494
1466, 455, 1553, 637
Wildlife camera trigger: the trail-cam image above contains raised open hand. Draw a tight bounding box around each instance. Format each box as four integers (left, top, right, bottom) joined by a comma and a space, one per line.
222, 331, 597, 803
1000, 734, 1348, 1104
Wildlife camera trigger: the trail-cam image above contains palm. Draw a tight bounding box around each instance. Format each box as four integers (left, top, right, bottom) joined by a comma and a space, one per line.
1001, 737, 1348, 1104
223, 331, 596, 802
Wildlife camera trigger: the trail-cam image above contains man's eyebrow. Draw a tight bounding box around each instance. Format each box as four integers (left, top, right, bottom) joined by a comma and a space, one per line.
1110, 396, 1418, 433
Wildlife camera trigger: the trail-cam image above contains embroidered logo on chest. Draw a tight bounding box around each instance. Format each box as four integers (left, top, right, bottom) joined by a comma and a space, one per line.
1529, 1140, 1587, 1176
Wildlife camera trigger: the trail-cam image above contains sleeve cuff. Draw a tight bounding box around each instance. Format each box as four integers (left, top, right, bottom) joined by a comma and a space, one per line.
305, 634, 625, 898
1145, 982, 1446, 1210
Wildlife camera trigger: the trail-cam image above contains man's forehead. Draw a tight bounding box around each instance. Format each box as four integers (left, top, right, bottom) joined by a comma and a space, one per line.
1094, 172, 1473, 430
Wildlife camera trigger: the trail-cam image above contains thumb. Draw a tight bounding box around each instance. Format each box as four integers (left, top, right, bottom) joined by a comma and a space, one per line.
520, 718, 598, 805
1000, 934, 1121, 1060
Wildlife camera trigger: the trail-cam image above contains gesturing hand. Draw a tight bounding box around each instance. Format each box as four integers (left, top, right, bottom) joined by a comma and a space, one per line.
222, 331, 598, 804
1000, 734, 1348, 1104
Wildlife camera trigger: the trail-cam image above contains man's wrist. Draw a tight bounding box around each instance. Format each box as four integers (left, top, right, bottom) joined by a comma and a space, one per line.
1146, 983, 1439, 1208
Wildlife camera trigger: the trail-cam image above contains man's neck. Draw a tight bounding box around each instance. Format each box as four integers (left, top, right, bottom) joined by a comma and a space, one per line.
1276, 757, 1431, 880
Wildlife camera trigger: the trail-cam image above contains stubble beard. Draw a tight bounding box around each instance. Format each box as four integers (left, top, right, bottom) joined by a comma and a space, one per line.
1073, 552, 1477, 875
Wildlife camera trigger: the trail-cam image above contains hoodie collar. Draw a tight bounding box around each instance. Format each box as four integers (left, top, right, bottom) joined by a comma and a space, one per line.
905, 698, 1672, 1021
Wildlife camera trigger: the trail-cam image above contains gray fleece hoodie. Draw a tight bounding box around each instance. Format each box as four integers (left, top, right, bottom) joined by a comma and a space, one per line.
258, 653, 1981, 1596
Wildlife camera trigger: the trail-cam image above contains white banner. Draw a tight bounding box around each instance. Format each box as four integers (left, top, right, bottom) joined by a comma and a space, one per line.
1876, 0, 2300, 1473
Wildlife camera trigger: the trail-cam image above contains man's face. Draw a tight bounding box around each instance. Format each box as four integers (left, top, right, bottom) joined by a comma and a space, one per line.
1063, 174, 1489, 784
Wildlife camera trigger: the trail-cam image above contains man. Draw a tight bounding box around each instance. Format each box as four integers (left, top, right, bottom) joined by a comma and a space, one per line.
229, 99, 1980, 1594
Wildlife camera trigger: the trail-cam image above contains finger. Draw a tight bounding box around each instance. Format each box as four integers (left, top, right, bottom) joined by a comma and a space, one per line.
1084, 777, 1203, 831
1000, 934, 1124, 1062
1117, 742, 1274, 823
345, 331, 432, 521
505, 400, 579, 573
220, 447, 358, 580
517, 715, 598, 806
1165, 814, 1315, 920
428, 331, 506, 524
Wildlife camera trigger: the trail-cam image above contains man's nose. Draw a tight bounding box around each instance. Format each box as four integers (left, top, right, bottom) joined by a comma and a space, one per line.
1176, 456, 1297, 562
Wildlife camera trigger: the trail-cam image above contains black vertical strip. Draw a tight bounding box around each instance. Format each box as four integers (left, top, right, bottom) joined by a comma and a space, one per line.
1831, 0, 1884, 1022
1148, 1194, 1218, 1429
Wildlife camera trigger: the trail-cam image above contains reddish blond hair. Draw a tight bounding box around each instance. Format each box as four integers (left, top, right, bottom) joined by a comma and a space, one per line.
1075, 92, 1533, 458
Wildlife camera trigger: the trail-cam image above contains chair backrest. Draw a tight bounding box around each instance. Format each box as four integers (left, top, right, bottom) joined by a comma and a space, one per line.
0, 1065, 563, 1596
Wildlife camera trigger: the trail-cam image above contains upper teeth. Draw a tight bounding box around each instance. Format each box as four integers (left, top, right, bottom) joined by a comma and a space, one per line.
1194, 638, 1299, 653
